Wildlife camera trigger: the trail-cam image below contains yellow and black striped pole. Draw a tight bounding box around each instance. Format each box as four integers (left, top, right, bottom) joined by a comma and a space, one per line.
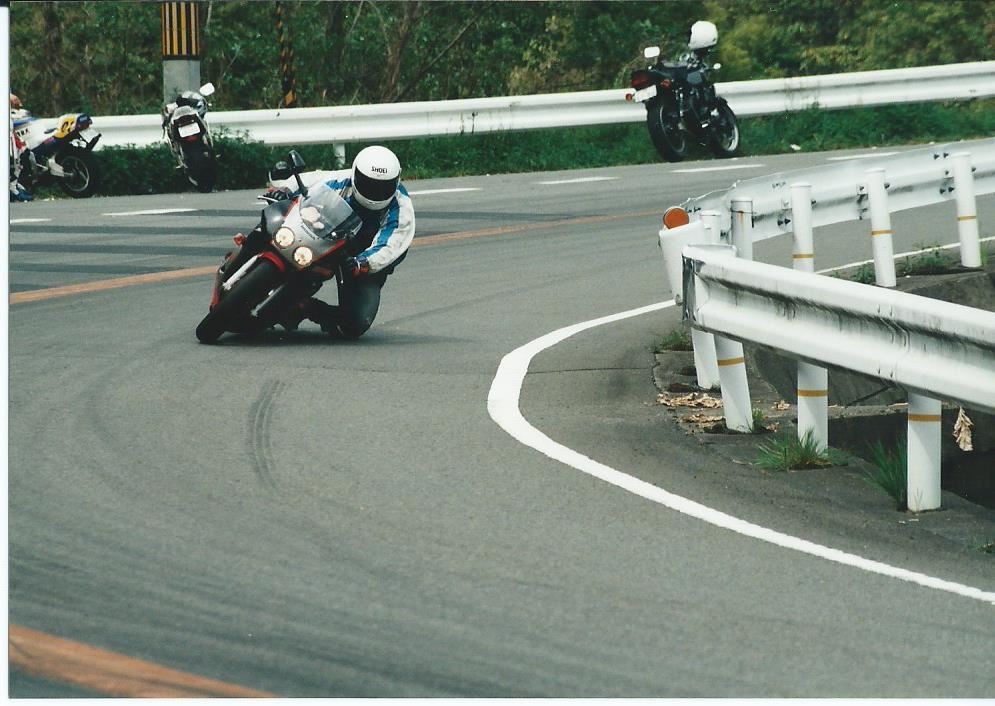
275, 2, 298, 108
161, 1, 202, 103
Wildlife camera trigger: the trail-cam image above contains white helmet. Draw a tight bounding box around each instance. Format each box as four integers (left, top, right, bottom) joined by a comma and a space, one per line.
351, 145, 401, 210
688, 20, 718, 51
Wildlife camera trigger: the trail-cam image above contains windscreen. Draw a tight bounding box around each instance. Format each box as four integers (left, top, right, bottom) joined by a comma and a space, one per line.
287, 188, 363, 242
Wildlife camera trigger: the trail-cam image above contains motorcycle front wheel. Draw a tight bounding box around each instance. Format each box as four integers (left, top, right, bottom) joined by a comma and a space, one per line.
185, 147, 217, 193
196, 259, 280, 344
57, 149, 98, 198
646, 102, 687, 162
708, 99, 740, 158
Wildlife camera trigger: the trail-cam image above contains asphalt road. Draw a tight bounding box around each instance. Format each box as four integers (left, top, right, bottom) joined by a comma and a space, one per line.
8, 144, 995, 697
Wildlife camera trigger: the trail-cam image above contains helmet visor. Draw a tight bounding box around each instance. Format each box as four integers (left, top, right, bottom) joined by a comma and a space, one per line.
354, 169, 398, 206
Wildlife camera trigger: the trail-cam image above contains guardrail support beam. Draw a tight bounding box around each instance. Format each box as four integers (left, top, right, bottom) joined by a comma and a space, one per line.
951, 152, 982, 268
730, 198, 754, 260
714, 335, 753, 432
791, 183, 829, 451
907, 393, 942, 512
865, 168, 897, 287
661, 219, 719, 389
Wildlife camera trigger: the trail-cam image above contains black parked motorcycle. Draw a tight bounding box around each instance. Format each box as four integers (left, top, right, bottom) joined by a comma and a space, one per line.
628, 46, 739, 162
163, 82, 217, 193
195, 151, 363, 344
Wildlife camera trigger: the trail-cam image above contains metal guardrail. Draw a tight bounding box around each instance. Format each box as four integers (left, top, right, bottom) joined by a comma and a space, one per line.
63, 60, 995, 149
681, 244, 995, 415
683, 137, 995, 244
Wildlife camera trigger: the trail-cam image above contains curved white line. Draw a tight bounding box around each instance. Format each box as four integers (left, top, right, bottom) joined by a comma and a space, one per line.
487, 300, 995, 605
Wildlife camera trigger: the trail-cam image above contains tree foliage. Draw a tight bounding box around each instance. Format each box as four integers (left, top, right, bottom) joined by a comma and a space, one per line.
9, 0, 994, 116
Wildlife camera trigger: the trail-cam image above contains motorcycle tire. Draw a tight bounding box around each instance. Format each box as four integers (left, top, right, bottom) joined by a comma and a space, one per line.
185, 147, 217, 193
196, 259, 280, 344
56, 149, 98, 198
708, 99, 740, 158
646, 102, 687, 163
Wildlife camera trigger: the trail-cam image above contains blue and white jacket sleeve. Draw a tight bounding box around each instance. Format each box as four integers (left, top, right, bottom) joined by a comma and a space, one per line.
360, 184, 416, 274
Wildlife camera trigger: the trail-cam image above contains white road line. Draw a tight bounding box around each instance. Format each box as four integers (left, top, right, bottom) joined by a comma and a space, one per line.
104, 208, 198, 217
407, 187, 482, 196
10, 218, 52, 224
487, 300, 995, 606
671, 164, 764, 173
538, 176, 620, 185
827, 152, 900, 161
817, 235, 995, 275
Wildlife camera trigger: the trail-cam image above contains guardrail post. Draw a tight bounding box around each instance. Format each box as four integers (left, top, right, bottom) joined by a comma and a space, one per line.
333, 143, 346, 169
715, 335, 753, 432
865, 168, 897, 287
951, 152, 982, 268
730, 198, 754, 260
700, 209, 723, 245
659, 218, 719, 389
907, 393, 942, 512
791, 183, 829, 451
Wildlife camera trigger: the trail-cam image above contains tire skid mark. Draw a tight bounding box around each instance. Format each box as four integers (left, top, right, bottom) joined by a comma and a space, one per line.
9, 624, 273, 697
248, 379, 284, 488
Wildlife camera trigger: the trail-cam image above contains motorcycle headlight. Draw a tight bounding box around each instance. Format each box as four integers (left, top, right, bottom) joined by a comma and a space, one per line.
274, 227, 295, 248
293, 246, 314, 266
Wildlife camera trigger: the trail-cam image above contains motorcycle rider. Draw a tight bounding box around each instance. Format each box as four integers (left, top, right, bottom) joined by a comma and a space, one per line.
9, 92, 32, 202
223, 145, 414, 339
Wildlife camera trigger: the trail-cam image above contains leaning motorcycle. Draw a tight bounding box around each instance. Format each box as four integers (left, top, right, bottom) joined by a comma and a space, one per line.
163, 82, 217, 193
627, 46, 739, 162
195, 151, 362, 344
12, 110, 101, 197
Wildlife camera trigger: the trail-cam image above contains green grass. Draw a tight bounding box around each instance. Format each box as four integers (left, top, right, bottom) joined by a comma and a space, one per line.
754, 430, 848, 471
751, 407, 768, 434
862, 441, 908, 511
654, 327, 693, 352
897, 243, 955, 276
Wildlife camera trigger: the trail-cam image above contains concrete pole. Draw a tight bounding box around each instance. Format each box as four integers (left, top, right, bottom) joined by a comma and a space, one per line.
730, 197, 754, 260
161, 2, 202, 102
791, 183, 828, 452
951, 152, 982, 268
907, 393, 942, 512
865, 168, 897, 287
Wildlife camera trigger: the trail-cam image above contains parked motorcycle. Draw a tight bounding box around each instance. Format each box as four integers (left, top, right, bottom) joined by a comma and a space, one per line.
163, 82, 217, 193
195, 151, 362, 344
627, 21, 739, 162
12, 110, 101, 197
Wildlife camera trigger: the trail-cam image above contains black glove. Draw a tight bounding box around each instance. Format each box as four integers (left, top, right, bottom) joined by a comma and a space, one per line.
344, 256, 370, 276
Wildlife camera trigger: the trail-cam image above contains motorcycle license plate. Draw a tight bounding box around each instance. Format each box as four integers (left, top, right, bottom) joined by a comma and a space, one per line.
632, 85, 658, 102
178, 123, 202, 138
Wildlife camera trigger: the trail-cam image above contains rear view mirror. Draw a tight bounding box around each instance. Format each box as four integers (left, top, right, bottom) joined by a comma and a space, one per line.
644, 46, 661, 60
289, 150, 306, 170
712, 63, 722, 71
199, 82, 215, 97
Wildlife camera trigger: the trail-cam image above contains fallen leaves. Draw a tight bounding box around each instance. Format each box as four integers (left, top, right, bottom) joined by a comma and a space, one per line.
657, 392, 722, 409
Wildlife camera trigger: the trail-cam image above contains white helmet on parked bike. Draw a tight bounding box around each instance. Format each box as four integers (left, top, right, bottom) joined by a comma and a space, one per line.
688, 20, 718, 51
351, 145, 401, 210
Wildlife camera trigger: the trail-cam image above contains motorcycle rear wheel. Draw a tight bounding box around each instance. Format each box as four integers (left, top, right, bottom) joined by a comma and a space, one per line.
708, 99, 740, 158
196, 259, 280, 344
185, 147, 217, 193
646, 102, 687, 162
57, 149, 98, 198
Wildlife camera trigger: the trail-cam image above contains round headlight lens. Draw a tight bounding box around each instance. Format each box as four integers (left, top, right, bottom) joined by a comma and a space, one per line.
274, 227, 295, 248
293, 246, 314, 266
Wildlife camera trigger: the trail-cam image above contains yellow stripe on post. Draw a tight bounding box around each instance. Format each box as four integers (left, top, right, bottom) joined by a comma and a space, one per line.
797, 389, 828, 397
908, 413, 942, 422
871, 229, 893, 236
957, 215, 977, 222
717, 356, 745, 366
162, 2, 201, 59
